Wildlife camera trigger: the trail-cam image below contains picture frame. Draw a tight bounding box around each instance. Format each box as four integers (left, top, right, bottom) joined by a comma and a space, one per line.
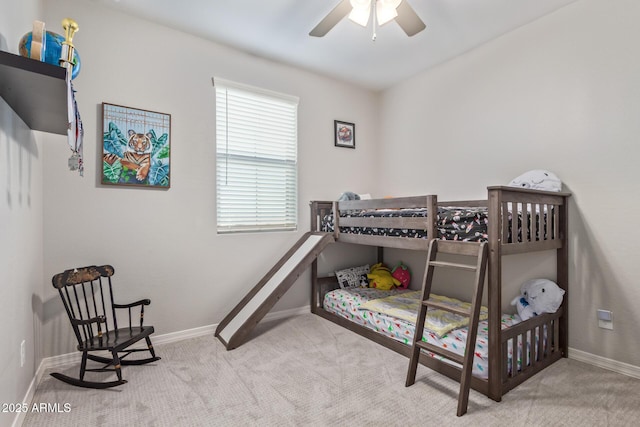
334, 120, 355, 149
101, 103, 171, 188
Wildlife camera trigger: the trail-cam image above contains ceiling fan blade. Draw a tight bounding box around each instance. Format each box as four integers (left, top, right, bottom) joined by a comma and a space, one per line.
309, 0, 353, 37
395, 0, 426, 36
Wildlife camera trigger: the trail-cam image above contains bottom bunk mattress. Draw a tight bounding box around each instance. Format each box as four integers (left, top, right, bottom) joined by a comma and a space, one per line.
323, 288, 522, 380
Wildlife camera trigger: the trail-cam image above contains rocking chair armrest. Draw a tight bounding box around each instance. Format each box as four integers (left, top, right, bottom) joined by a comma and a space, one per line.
71, 315, 106, 327
113, 299, 151, 309
114, 299, 150, 329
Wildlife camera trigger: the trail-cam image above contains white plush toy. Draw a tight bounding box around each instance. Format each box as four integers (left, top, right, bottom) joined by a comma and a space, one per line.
337, 192, 372, 201
508, 170, 562, 192
338, 191, 360, 201
510, 279, 565, 321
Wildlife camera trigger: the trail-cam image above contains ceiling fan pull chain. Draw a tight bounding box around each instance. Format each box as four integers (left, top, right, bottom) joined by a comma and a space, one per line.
372, 0, 377, 41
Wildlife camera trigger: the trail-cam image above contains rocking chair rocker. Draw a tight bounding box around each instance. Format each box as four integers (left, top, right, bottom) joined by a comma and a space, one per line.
51, 265, 160, 389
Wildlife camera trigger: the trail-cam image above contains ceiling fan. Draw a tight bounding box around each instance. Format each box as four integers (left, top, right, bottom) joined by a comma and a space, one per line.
309, 0, 426, 39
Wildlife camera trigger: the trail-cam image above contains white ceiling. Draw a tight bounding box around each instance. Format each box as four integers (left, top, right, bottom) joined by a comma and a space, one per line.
94, 0, 578, 91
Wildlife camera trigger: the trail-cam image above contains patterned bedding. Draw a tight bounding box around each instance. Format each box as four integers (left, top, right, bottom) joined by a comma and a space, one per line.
321, 206, 549, 242
357, 291, 489, 337
323, 288, 523, 379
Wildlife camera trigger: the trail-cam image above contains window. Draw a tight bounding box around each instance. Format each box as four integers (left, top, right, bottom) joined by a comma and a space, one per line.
214, 78, 298, 233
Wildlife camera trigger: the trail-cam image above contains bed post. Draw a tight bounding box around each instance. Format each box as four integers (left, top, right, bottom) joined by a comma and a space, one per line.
487, 188, 503, 402
332, 201, 341, 241
310, 201, 320, 313
426, 195, 437, 242
557, 196, 569, 357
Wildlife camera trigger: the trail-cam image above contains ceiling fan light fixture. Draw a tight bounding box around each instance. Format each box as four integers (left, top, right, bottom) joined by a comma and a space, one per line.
376, 0, 399, 26
309, 0, 425, 39
348, 0, 371, 27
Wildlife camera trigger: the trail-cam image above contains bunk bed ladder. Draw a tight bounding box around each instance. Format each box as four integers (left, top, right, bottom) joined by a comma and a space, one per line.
405, 239, 488, 416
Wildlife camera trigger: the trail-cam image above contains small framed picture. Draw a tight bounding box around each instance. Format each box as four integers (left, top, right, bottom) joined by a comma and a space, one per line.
334, 120, 355, 149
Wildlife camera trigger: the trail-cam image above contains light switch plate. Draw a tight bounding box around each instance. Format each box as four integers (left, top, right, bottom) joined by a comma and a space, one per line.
598, 319, 613, 330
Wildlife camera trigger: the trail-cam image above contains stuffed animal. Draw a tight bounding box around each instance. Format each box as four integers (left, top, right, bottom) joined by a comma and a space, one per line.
508, 170, 562, 192
391, 262, 411, 289
510, 279, 565, 321
367, 263, 401, 290
338, 191, 362, 215
338, 191, 360, 201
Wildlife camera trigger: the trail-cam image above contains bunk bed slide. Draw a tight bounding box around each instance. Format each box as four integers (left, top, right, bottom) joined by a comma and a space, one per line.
309, 186, 570, 402
216, 232, 334, 350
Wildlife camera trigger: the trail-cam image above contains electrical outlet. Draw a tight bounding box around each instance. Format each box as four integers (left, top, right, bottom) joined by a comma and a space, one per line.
20, 340, 26, 367
597, 309, 613, 330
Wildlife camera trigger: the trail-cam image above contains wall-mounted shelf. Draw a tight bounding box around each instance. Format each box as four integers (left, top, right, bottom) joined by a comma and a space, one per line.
0, 50, 68, 135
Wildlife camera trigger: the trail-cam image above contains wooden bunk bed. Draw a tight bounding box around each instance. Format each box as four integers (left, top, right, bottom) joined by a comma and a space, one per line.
309, 186, 570, 402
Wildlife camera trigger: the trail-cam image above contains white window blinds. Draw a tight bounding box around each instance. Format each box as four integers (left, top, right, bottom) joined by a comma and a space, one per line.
214, 78, 299, 233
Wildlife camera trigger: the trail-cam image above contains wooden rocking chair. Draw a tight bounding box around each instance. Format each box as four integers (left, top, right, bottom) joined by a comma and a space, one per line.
51, 265, 160, 389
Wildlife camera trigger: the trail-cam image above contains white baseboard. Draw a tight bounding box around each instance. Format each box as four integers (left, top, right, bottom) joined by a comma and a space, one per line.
569, 347, 640, 379
11, 374, 38, 427
152, 323, 216, 346
263, 305, 311, 323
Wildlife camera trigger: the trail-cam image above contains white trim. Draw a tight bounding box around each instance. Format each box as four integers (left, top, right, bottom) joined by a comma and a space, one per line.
11, 373, 38, 427
263, 305, 310, 322
212, 77, 300, 105
152, 323, 216, 345
569, 347, 640, 379
37, 351, 82, 371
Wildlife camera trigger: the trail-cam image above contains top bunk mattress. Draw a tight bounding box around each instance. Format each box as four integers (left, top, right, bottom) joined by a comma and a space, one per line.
321, 206, 550, 242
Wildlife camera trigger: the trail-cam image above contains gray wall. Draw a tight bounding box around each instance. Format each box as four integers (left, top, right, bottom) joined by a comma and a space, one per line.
0, 0, 44, 426
378, 0, 640, 367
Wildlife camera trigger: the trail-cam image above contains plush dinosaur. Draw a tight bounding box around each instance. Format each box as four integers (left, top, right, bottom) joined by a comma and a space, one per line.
367, 263, 401, 290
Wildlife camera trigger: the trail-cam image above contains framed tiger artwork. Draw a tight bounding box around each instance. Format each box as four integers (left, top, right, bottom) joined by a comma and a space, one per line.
102, 103, 171, 188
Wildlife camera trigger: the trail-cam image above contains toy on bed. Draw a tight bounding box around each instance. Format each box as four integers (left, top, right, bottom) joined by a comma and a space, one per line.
367, 263, 401, 290
508, 170, 562, 192
334, 264, 370, 289
510, 278, 565, 321
391, 262, 411, 289
337, 191, 372, 215
338, 191, 360, 201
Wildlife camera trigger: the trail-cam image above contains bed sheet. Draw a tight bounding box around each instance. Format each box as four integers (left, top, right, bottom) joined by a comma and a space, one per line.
323, 288, 522, 380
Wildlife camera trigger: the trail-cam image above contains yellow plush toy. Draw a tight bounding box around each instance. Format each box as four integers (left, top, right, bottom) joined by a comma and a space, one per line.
367, 263, 401, 290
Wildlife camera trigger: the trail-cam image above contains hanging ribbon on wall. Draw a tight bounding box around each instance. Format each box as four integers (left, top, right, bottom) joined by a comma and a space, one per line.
59, 18, 84, 177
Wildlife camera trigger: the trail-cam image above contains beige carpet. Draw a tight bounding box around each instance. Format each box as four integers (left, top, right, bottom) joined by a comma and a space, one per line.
24, 313, 640, 426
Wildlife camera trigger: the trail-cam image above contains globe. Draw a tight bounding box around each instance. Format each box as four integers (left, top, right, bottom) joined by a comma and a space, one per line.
19, 30, 81, 79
